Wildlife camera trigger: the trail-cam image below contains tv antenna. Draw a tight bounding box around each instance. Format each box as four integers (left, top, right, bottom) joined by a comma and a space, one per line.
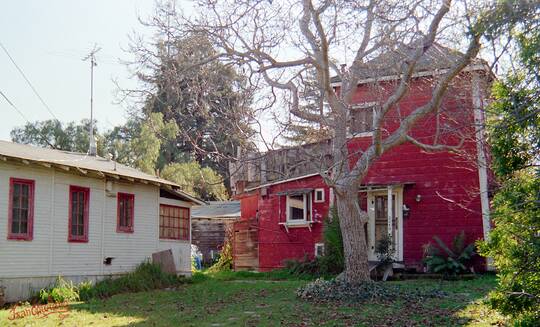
83, 44, 101, 155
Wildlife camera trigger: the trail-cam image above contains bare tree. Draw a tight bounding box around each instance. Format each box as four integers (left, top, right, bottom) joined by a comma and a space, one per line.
165, 0, 535, 283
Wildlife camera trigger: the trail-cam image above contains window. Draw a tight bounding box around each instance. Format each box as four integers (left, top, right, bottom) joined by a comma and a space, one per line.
69, 186, 89, 242
8, 178, 35, 240
286, 193, 312, 223
314, 188, 325, 203
349, 103, 376, 136
117, 193, 134, 233
315, 243, 325, 257
159, 204, 189, 240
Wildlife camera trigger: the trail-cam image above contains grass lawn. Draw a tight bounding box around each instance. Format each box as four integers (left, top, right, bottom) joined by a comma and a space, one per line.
0, 272, 507, 326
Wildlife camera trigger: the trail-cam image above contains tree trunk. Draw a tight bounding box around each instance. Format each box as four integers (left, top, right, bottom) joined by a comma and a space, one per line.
335, 185, 370, 283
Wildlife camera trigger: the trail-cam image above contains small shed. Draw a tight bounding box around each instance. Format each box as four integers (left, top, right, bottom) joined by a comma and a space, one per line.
191, 201, 241, 265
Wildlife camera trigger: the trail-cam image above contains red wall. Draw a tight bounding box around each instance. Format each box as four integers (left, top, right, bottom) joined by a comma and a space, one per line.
238, 192, 259, 221
256, 176, 330, 271
240, 74, 486, 271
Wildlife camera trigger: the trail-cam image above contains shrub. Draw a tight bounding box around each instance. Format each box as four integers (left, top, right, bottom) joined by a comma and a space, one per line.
423, 231, 475, 276
38, 262, 186, 303
478, 171, 540, 324
284, 255, 324, 277
38, 276, 79, 303
208, 227, 233, 272
319, 206, 344, 274
281, 207, 344, 278
77, 280, 94, 301
87, 262, 184, 299
375, 234, 395, 266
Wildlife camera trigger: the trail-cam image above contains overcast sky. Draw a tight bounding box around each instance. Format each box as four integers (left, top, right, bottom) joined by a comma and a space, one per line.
0, 0, 169, 141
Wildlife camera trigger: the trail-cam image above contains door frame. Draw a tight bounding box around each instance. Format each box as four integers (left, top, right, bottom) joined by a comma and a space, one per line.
366, 186, 404, 262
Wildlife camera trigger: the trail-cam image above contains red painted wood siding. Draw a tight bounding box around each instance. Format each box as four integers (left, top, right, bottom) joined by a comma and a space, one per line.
347, 74, 484, 269
257, 176, 330, 271
238, 73, 487, 271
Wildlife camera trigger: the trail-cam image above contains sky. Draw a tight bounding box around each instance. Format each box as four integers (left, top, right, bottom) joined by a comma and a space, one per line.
0, 0, 174, 141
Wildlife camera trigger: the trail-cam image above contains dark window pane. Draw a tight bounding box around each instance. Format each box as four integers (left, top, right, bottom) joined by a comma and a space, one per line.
289, 194, 305, 220
291, 207, 304, 220
119, 200, 125, 226
20, 221, 27, 234
11, 220, 19, 233
21, 184, 29, 209
72, 193, 78, 218
12, 208, 20, 223
20, 209, 28, 223
13, 184, 20, 208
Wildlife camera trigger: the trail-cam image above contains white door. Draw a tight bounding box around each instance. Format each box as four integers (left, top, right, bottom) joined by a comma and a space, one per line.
367, 187, 403, 261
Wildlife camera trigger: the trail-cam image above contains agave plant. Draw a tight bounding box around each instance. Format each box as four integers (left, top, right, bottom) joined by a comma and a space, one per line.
423, 231, 475, 276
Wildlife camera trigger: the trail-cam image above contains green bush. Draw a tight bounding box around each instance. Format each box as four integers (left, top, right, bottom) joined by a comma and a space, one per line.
284, 255, 325, 278
85, 262, 185, 300
375, 234, 395, 266
39, 276, 79, 303
208, 228, 233, 273
281, 206, 344, 278
423, 231, 475, 276
319, 206, 344, 274
38, 262, 186, 303
478, 171, 540, 324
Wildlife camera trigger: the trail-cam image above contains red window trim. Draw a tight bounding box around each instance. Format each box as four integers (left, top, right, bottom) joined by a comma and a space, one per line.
117, 192, 134, 233
68, 185, 90, 243
7, 178, 35, 241
159, 204, 190, 241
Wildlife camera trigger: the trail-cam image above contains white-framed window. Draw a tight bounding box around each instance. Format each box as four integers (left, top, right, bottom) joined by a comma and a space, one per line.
315, 243, 325, 257
348, 102, 377, 137
314, 188, 325, 203
286, 192, 312, 223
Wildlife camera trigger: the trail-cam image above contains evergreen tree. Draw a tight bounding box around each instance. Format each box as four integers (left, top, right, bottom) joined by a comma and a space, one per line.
480, 19, 540, 324
125, 9, 255, 178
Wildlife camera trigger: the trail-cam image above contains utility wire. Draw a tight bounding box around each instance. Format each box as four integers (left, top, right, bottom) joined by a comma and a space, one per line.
0, 41, 59, 121
0, 89, 30, 122
0, 89, 58, 149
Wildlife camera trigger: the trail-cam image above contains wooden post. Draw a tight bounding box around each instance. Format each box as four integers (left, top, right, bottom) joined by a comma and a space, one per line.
387, 186, 393, 241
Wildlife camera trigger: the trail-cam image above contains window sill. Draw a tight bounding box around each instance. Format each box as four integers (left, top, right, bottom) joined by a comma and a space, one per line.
116, 228, 134, 234
347, 131, 374, 138
7, 235, 33, 241
159, 238, 190, 243
279, 221, 319, 232
68, 238, 89, 243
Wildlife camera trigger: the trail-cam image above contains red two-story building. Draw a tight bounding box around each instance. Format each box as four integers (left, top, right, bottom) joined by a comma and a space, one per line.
230, 44, 493, 272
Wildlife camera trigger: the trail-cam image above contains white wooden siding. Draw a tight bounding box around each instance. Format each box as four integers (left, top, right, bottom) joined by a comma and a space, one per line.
158, 197, 193, 274
0, 161, 192, 284
0, 164, 52, 277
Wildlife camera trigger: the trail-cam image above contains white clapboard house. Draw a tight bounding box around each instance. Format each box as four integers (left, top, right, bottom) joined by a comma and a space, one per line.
0, 140, 204, 302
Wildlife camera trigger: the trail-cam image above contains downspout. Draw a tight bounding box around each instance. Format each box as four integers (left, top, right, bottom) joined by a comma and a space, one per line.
472, 72, 493, 269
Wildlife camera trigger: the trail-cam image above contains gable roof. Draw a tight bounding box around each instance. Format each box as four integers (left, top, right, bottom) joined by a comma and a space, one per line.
191, 201, 241, 219
0, 140, 204, 205
331, 43, 487, 84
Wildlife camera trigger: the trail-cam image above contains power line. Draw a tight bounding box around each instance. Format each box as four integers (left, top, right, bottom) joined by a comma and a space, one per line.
0, 89, 30, 122
0, 41, 59, 121
0, 88, 57, 149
